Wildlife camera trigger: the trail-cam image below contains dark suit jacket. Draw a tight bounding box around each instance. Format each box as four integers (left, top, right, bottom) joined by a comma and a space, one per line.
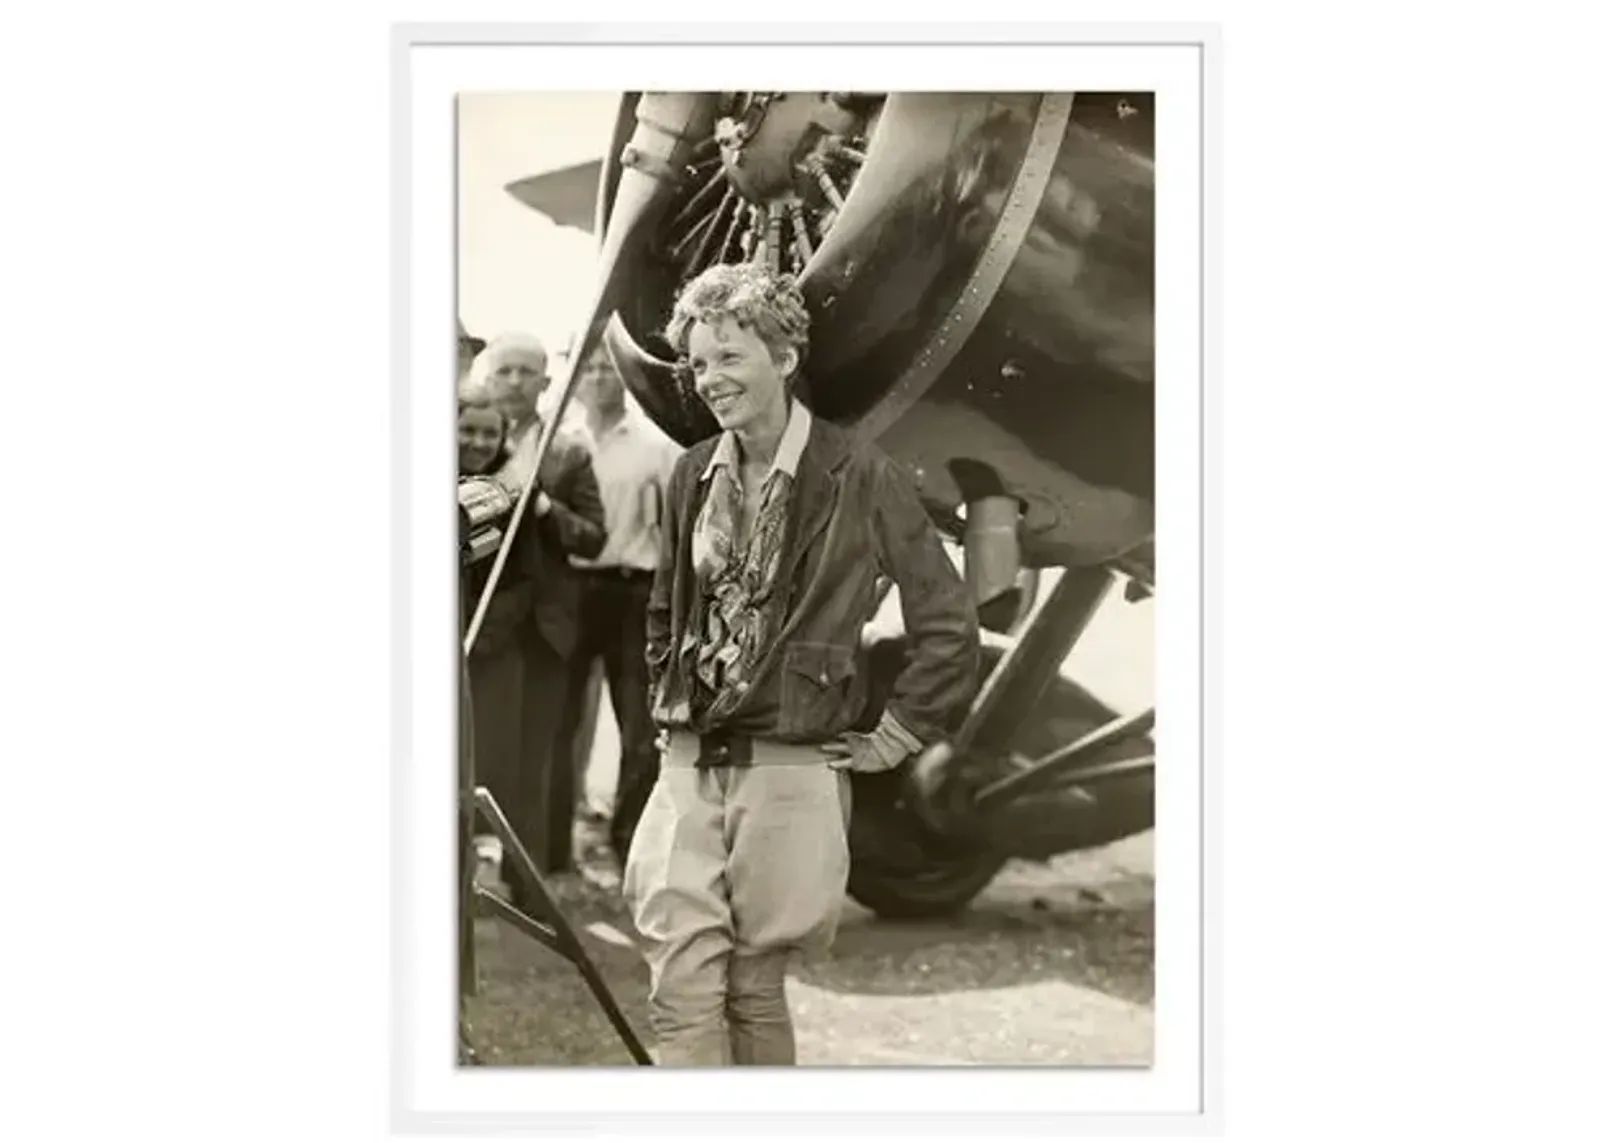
467, 429, 606, 660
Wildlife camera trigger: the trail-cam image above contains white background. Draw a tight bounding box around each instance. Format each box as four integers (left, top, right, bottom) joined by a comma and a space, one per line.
2, 2, 1597, 1141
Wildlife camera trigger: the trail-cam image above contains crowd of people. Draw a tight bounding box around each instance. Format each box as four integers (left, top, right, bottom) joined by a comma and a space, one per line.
457, 263, 983, 1067
458, 323, 681, 906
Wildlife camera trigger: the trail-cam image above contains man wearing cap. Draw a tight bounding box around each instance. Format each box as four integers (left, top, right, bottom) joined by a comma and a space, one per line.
457, 319, 487, 387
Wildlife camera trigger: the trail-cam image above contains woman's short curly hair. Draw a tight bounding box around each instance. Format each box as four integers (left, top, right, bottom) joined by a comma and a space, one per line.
663, 262, 811, 379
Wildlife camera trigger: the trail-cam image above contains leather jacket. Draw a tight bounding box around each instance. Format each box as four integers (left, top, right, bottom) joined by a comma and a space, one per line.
647, 410, 980, 747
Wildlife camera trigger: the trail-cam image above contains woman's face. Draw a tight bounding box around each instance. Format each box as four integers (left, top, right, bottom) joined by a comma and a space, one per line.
686, 316, 794, 432
457, 406, 505, 474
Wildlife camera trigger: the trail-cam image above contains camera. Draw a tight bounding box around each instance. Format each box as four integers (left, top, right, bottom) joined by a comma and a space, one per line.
458, 477, 515, 566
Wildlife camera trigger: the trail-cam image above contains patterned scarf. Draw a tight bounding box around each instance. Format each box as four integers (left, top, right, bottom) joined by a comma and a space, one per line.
685, 451, 797, 721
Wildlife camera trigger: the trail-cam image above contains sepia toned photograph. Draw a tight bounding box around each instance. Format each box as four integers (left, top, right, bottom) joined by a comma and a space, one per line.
453, 86, 1159, 1070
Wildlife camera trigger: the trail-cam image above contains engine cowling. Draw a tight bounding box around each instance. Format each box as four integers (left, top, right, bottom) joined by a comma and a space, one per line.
589, 91, 1155, 574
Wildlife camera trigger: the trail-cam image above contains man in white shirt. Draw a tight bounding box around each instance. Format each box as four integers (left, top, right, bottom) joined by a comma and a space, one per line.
555, 347, 685, 867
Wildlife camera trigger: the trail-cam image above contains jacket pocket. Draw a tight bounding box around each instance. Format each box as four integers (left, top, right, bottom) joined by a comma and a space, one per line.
777, 641, 858, 738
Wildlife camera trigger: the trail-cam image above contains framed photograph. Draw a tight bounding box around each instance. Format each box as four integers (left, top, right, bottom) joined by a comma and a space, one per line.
393, 21, 1218, 1132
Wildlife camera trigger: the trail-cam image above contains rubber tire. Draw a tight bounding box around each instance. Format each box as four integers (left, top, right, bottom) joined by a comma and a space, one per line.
842, 760, 1007, 920
840, 635, 1146, 920
846, 851, 1006, 921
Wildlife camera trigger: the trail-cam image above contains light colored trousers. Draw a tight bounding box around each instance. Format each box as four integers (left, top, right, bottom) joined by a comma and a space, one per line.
622, 730, 853, 1066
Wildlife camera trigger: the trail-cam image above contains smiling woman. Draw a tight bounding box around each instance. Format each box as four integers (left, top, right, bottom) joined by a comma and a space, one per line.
619, 259, 984, 1067
667, 263, 811, 438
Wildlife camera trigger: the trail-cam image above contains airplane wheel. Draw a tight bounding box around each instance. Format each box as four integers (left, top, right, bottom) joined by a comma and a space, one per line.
842, 633, 1150, 919
845, 768, 1006, 920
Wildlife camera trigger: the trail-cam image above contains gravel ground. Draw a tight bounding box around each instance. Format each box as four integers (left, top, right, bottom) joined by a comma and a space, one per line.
461, 830, 1154, 1067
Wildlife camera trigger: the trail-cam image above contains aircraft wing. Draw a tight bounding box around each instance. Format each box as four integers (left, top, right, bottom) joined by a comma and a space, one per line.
504, 159, 605, 234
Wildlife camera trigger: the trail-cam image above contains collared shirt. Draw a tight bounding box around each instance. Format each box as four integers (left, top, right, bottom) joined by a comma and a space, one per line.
493, 414, 544, 495
569, 402, 684, 573
681, 401, 814, 728
699, 399, 813, 495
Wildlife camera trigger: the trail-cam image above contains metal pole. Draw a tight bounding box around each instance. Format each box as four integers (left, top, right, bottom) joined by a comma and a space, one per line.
457, 573, 480, 1065
971, 708, 1156, 810
476, 789, 654, 1065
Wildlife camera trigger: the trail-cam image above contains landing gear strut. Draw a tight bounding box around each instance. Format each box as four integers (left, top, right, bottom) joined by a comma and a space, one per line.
845, 566, 1156, 920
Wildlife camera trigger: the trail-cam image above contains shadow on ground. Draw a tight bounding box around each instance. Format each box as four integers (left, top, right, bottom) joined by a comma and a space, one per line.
462, 834, 1154, 1067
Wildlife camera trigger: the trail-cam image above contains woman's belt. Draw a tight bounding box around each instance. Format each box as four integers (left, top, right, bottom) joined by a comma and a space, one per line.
662, 728, 829, 770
